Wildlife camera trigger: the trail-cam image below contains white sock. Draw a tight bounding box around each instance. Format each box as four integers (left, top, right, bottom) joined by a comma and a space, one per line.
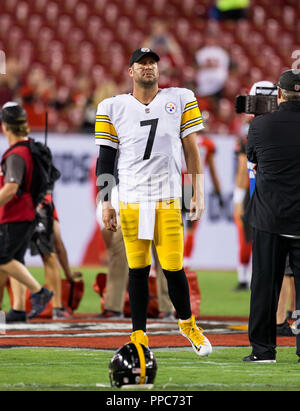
237, 264, 250, 284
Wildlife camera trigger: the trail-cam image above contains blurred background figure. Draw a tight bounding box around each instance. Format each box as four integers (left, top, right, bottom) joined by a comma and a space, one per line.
233, 128, 252, 291
213, 0, 250, 21
195, 34, 231, 111
144, 19, 184, 88
0, 59, 22, 107
182, 116, 223, 267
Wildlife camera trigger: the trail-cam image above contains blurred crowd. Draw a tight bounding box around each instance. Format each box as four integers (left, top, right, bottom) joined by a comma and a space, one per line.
0, 0, 298, 135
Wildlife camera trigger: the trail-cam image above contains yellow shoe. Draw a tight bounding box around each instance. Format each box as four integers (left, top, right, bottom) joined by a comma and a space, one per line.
179, 316, 212, 357
130, 330, 149, 347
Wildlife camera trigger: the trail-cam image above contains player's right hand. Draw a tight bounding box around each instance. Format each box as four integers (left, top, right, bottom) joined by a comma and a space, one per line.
102, 201, 118, 232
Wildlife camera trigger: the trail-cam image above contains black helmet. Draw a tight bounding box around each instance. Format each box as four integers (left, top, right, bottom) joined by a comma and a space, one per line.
109, 342, 157, 388
0, 102, 27, 124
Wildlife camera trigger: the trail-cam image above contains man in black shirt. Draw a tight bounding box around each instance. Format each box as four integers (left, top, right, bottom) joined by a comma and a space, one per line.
244, 70, 300, 363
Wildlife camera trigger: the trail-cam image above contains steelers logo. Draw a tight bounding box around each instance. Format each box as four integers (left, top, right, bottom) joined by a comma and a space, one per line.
165, 102, 177, 114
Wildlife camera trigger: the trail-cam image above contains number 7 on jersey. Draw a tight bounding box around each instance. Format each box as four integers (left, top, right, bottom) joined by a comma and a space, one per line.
141, 118, 159, 160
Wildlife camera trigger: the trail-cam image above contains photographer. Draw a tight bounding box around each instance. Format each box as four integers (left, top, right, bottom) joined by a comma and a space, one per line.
243, 70, 300, 363
0, 102, 54, 320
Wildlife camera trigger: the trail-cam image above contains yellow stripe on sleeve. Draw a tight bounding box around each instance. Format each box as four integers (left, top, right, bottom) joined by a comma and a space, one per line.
96, 115, 110, 120
181, 106, 202, 128
181, 119, 203, 133
95, 120, 118, 138
184, 100, 198, 109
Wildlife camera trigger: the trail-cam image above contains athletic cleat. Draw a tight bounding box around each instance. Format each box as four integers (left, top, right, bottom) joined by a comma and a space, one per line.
52, 307, 72, 320
28, 287, 54, 320
179, 316, 212, 357
130, 330, 149, 347
243, 354, 276, 363
277, 320, 295, 337
5, 309, 27, 323
97, 310, 124, 320
158, 311, 176, 321
233, 282, 249, 292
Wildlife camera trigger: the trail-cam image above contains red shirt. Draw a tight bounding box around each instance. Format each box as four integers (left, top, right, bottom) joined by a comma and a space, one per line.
0, 140, 35, 223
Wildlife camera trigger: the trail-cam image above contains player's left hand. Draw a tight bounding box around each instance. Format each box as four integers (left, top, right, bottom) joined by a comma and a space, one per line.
189, 197, 205, 221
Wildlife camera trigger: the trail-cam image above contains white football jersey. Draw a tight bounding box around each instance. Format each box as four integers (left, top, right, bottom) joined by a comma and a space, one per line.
95, 87, 204, 203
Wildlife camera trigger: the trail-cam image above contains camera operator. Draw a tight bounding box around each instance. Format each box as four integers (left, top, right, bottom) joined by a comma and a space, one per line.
234, 81, 295, 336
243, 69, 300, 363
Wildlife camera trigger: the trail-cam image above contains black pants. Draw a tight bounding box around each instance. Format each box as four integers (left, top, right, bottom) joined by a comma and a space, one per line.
0, 221, 35, 265
249, 229, 300, 357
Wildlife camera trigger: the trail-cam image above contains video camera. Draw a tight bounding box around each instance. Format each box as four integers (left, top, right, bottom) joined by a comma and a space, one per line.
235, 85, 278, 116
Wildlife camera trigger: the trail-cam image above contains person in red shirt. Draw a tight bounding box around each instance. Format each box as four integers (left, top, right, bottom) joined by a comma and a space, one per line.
0, 102, 53, 320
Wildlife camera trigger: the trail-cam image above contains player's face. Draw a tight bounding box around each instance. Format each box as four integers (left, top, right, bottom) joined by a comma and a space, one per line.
129, 56, 159, 87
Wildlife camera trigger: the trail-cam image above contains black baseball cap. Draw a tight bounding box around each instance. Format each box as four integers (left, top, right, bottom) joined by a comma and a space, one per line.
277, 69, 300, 92
129, 48, 160, 67
0, 102, 27, 124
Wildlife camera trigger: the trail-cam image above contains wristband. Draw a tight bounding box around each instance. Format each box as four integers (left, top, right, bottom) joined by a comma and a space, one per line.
233, 187, 246, 204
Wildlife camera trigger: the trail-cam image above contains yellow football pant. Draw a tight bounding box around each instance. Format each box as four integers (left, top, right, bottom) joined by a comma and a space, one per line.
119, 199, 184, 271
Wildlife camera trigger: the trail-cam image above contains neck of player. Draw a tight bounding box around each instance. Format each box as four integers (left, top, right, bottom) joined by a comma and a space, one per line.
132, 84, 159, 106
8, 135, 28, 146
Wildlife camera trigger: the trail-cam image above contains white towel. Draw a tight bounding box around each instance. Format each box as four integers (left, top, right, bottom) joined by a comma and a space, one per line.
138, 202, 156, 240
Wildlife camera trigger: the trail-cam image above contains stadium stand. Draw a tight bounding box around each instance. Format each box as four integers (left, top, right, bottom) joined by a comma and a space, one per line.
0, 0, 299, 133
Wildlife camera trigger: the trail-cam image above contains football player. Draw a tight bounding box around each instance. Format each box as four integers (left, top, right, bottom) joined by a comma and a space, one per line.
95, 48, 212, 357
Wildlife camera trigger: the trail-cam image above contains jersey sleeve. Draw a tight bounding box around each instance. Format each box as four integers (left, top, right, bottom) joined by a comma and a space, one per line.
180, 89, 204, 139
4, 154, 26, 185
95, 100, 119, 150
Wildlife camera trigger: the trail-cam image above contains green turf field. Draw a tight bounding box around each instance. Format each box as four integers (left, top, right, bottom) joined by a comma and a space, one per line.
0, 347, 300, 392
0, 267, 251, 317
1, 268, 299, 392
